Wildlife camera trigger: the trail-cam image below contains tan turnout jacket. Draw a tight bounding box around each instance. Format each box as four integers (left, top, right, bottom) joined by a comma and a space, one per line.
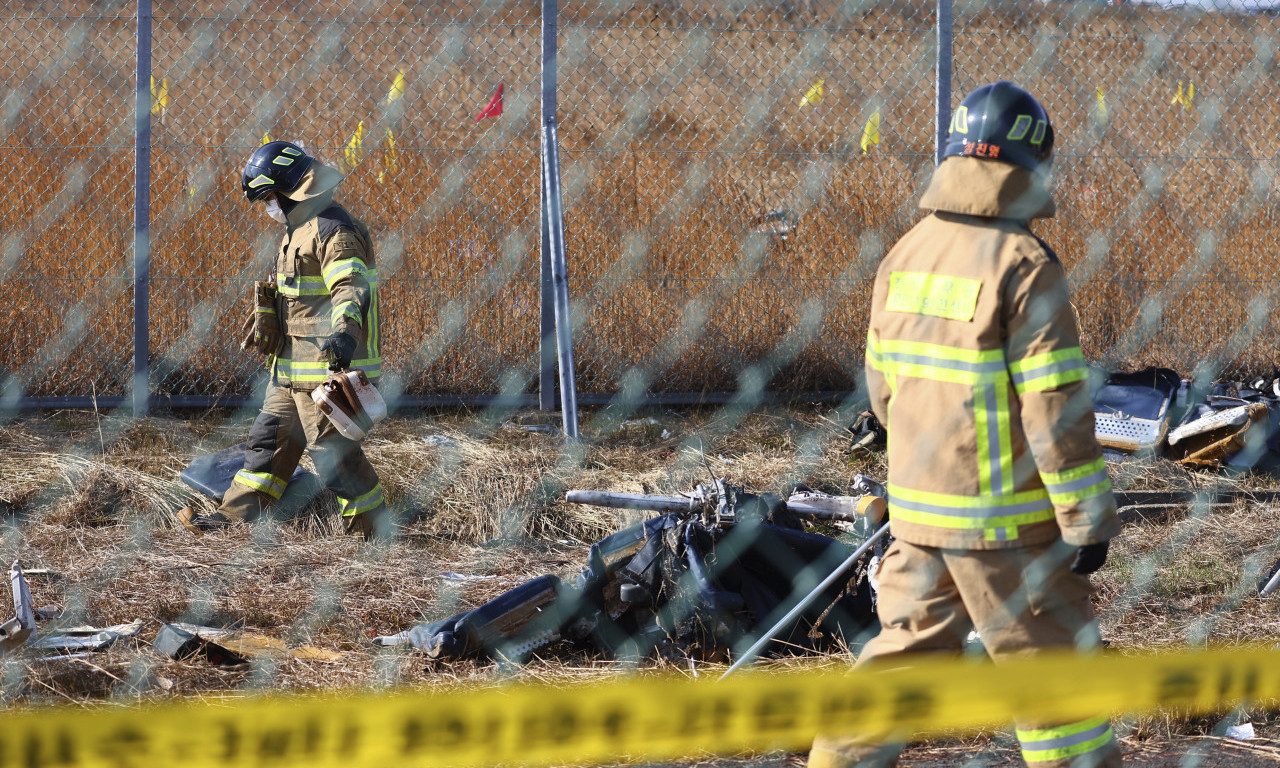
865, 156, 1120, 550
269, 162, 381, 389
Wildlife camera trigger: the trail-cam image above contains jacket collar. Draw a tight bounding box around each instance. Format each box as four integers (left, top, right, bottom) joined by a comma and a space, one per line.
918, 156, 1055, 221
284, 189, 336, 229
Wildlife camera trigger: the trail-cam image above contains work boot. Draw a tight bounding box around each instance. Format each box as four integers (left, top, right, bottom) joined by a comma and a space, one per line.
176, 507, 232, 533
342, 506, 393, 542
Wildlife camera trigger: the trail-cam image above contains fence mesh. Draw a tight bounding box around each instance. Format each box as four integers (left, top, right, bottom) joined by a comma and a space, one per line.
5, 1, 1280, 766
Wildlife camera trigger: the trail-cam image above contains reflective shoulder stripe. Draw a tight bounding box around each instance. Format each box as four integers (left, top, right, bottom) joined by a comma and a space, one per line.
1017, 717, 1114, 763
1008, 346, 1087, 393
885, 271, 982, 321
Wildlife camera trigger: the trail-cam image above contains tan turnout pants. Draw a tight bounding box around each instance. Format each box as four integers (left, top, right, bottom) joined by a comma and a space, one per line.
220, 382, 386, 537
809, 538, 1121, 768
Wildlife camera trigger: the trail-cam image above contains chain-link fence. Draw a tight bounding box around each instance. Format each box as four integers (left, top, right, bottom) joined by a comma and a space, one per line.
5, 1, 1279, 408
8, 3, 1280, 765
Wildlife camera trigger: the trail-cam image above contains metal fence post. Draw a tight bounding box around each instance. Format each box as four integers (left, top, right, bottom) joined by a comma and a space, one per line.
540, 0, 579, 437
935, 0, 953, 165
133, 0, 152, 417
538, 0, 558, 412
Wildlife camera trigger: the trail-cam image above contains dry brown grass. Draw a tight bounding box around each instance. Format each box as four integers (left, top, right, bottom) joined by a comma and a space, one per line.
5, 403, 1280, 768
9, 2, 1280, 398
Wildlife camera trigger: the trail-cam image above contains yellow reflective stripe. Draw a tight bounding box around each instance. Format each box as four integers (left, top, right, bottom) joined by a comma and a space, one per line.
872, 339, 1007, 385
367, 286, 380, 359
888, 483, 1053, 528
231, 469, 287, 500
889, 504, 1052, 533
1009, 347, 1087, 393
331, 301, 363, 327
884, 271, 982, 321
994, 383, 1013, 495
339, 483, 384, 516
889, 482, 1052, 510
1018, 717, 1114, 763
1040, 457, 1112, 505
255, 307, 276, 315
975, 384, 994, 497
865, 330, 884, 372
888, 484, 1052, 541
877, 338, 1004, 364
321, 258, 369, 290
275, 273, 328, 297
274, 357, 381, 383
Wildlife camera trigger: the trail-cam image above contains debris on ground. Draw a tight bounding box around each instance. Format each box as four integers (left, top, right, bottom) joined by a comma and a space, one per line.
0, 561, 36, 653
153, 621, 342, 665
377, 479, 886, 665
29, 620, 144, 653
1095, 367, 1280, 470
179, 443, 322, 504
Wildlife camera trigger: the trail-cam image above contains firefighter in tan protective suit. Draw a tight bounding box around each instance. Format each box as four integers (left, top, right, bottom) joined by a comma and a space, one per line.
177, 141, 389, 541
809, 83, 1122, 768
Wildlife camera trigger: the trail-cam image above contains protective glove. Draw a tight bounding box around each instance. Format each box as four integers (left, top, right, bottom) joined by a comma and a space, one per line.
241, 281, 281, 355
1070, 540, 1110, 575
319, 331, 358, 371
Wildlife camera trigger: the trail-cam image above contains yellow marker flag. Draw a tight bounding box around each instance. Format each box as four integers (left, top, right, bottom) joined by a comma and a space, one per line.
378, 128, 397, 184
860, 110, 881, 155
800, 79, 824, 107
150, 76, 170, 119
387, 70, 407, 104
344, 121, 365, 169
261, 132, 271, 145
1095, 86, 1107, 125
1171, 80, 1196, 109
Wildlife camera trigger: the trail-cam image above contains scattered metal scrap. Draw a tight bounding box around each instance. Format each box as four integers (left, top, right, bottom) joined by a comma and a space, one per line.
29, 620, 144, 653
376, 478, 888, 666
1095, 368, 1280, 470
153, 622, 343, 665
1, 560, 145, 657
0, 561, 36, 653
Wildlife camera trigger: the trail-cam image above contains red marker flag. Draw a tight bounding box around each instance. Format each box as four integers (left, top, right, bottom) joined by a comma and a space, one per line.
475, 82, 503, 122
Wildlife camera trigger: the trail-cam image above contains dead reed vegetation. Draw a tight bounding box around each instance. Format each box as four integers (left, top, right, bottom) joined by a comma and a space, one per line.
5, 404, 1280, 763
8, 3, 1280, 398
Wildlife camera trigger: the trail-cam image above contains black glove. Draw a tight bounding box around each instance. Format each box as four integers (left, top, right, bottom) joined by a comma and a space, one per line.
319, 331, 358, 371
1070, 540, 1110, 575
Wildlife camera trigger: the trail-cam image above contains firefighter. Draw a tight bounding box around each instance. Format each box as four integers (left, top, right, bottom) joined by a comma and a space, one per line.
176, 141, 390, 541
808, 83, 1122, 767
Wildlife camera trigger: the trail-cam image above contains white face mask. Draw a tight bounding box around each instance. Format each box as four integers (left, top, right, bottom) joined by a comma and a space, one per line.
264, 197, 287, 224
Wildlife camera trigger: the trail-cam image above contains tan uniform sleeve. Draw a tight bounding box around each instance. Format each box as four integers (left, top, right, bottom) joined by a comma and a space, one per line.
320, 228, 373, 341
1002, 255, 1120, 546
864, 326, 892, 427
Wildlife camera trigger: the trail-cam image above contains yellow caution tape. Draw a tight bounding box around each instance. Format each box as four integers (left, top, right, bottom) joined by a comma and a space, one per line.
5, 646, 1280, 768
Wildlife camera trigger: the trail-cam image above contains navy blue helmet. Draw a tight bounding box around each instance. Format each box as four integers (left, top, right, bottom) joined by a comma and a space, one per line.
241, 141, 313, 201
943, 81, 1054, 171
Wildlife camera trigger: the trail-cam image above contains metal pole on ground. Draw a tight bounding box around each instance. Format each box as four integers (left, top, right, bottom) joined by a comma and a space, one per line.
719, 522, 891, 680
